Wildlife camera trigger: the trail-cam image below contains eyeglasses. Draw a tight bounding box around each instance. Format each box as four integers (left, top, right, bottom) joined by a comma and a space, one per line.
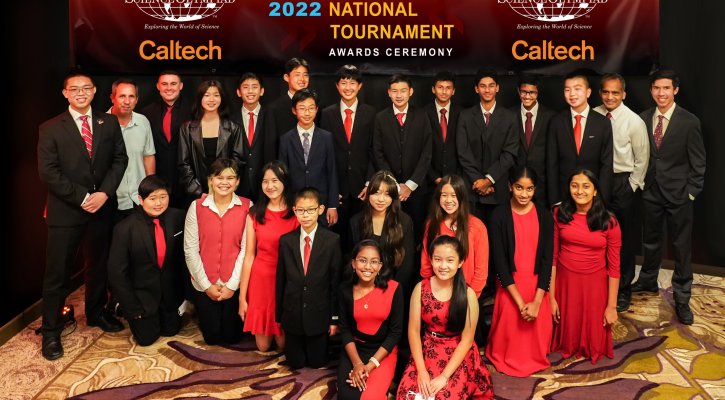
294, 206, 319, 215
355, 258, 381, 267
66, 86, 94, 95
295, 106, 317, 114
519, 90, 538, 96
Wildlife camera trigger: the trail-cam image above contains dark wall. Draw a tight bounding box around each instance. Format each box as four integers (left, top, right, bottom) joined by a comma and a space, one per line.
3, 0, 723, 326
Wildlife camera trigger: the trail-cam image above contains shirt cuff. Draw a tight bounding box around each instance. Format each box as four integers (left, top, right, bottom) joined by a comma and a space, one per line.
405, 180, 418, 191
81, 193, 90, 205
689, 193, 695, 201
485, 174, 496, 184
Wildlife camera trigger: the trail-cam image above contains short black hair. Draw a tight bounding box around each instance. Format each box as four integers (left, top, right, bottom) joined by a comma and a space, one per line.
208, 158, 238, 179
518, 74, 541, 88
336, 64, 362, 83
564, 69, 592, 88
432, 71, 455, 87
474, 69, 498, 86
157, 70, 181, 81
291, 88, 318, 108
285, 57, 310, 75
600, 73, 626, 91
237, 72, 264, 88
650, 69, 680, 89
138, 175, 170, 199
388, 74, 412, 88
63, 69, 95, 88
295, 187, 321, 205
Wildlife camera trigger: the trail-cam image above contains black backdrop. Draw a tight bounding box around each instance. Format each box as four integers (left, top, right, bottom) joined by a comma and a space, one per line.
2, 0, 724, 326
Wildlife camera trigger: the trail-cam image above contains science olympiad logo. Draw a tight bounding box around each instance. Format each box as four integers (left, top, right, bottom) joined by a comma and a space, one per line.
499, 0, 606, 22
126, 0, 236, 22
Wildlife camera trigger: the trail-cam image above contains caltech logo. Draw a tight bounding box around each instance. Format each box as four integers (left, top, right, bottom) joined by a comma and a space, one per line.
126, 0, 236, 22
499, 0, 607, 22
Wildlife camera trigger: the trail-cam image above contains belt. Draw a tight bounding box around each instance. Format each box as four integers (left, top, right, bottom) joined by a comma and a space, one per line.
428, 331, 456, 338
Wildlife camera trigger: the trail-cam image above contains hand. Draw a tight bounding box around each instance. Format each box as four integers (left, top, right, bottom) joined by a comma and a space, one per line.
416, 369, 432, 399
329, 325, 338, 336
357, 185, 368, 201
551, 298, 560, 324
327, 208, 338, 226
81, 192, 109, 213
218, 286, 235, 301
434, 177, 442, 185
521, 301, 541, 322
205, 285, 222, 301
472, 178, 492, 196
347, 362, 369, 391
428, 374, 449, 396
399, 184, 412, 201
603, 305, 618, 326
483, 186, 495, 196
238, 299, 248, 320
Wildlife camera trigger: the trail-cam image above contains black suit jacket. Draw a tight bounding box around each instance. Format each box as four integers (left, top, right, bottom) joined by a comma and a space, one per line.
425, 103, 461, 185
512, 103, 555, 201
372, 106, 433, 197
178, 118, 244, 200
107, 208, 186, 318
269, 94, 297, 153
232, 106, 277, 199
547, 108, 613, 206
278, 126, 340, 208
276, 227, 342, 336
488, 203, 554, 291
320, 102, 376, 198
38, 110, 128, 226
640, 105, 706, 205
457, 104, 519, 205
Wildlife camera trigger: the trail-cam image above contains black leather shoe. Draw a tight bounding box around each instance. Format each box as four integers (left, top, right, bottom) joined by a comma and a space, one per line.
42, 336, 63, 360
88, 310, 124, 332
631, 281, 659, 293
616, 292, 631, 312
675, 303, 694, 325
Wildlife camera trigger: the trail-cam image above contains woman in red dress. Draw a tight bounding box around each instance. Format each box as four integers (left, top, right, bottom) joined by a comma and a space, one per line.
397, 235, 493, 400
486, 166, 554, 376
238, 161, 299, 352
550, 169, 621, 364
420, 175, 488, 298
338, 240, 403, 400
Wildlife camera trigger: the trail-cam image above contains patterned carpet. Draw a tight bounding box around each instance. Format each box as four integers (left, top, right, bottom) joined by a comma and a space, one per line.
1, 269, 723, 400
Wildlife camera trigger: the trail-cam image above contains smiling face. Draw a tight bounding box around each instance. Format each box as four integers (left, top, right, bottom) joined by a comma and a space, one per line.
430, 243, 462, 282
352, 245, 382, 285
201, 86, 221, 114
510, 176, 535, 208
432, 80, 455, 106
156, 74, 183, 105
236, 78, 264, 109
110, 83, 138, 118
292, 97, 318, 129
139, 189, 170, 218
518, 83, 539, 110
599, 78, 625, 112
284, 66, 309, 94
569, 173, 597, 209
369, 182, 393, 213
439, 183, 459, 216
650, 78, 678, 112
388, 82, 413, 110
564, 76, 591, 113
208, 168, 239, 198
336, 78, 362, 105
63, 75, 96, 114
475, 77, 499, 104
261, 168, 284, 202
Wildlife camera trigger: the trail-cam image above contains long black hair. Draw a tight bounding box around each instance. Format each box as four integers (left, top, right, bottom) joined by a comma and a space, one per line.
426, 175, 470, 260
429, 235, 469, 334
251, 161, 295, 224
192, 80, 230, 120
346, 239, 393, 290
360, 171, 405, 269
556, 169, 616, 232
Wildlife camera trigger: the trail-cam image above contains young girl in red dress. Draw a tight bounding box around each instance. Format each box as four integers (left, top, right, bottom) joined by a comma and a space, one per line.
397, 235, 493, 400
486, 166, 554, 376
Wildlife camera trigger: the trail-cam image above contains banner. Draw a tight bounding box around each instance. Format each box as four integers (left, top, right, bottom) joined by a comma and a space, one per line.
70, 0, 659, 75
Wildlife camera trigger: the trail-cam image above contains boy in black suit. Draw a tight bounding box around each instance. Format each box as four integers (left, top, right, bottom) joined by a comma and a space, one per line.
276, 188, 342, 368
270, 58, 311, 154
108, 175, 186, 346
426, 71, 461, 187
279, 89, 339, 226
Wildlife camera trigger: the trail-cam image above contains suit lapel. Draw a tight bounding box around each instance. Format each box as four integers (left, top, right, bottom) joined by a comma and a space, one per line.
133, 212, 156, 264
563, 112, 578, 156
61, 112, 91, 160
642, 109, 656, 154
307, 229, 324, 277
291, 230, 305, 276
90, 114, 105, 163
189, 122, 205, 160
216, 121, 230, 157
472, 106, 486, 139
530, 109, 546, 147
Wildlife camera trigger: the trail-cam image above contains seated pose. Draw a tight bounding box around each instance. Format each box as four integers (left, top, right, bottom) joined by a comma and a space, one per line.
396, 236, 493, 400
337, 239, 403, 400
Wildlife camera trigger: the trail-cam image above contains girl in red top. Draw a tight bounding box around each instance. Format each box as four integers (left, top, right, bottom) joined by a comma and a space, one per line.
550, 169, 621, 364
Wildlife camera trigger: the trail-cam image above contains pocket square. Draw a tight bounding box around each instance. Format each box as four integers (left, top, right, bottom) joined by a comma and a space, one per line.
173, 230, 183, 237
588, 135, 595, 139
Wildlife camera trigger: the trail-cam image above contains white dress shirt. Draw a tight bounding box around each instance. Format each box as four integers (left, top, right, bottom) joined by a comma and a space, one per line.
340, 99, 358, 126
594, 103, 649, 191
570, 105, 591, 144
241, 103, 261, 142
299, 224, 318, 266
435, 100, 450, 124
520, 102, 539, 132
653, 102, 676, 138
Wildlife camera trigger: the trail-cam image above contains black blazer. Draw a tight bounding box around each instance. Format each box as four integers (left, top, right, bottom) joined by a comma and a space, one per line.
232, 105, 277, 199
512, 103, 555, 202
425, 103, 461, 185
320, 102, 376, 198
140, 97, 193, 199
456, 104, 520, 205
488, 203, 554, 291
640, 105, 706, 205
276, 227, 342, 336
338, 281, 403, 351
372, 106, 433, 197
38, 110, 128, 226
547, 108, 613, 206
177, 118, 244, 200
278, 126, 340, 209
107, 208, 186, 318
268, 94, 297, 153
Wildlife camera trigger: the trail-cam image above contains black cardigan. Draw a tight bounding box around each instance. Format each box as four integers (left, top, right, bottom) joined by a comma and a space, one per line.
489, 203, 554, 291
338, 281, 403, 352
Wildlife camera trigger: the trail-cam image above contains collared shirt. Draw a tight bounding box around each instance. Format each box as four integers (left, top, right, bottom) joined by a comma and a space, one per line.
184, 194, 250, 292
392, 104, 409, 125
107, 109, 156, 210
653, 102, 676, 138
299, 224, 318, 266
570, 105, 591, 144
68, 106, 93, 136
520, 102, 540, 132
241, 103, 261, 141
287, 91, 294, 99
435, 100, 451, 124
297, 123, 315, 145
594, 103, 649, 191
340, 99, 358, 126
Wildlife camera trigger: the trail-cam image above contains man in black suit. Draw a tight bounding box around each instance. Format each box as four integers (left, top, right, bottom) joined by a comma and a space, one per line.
457, 70, 519, 223
547, 72, 613, 206
269, 58, 311, 155
632, 70, 706, 325
279, 89, 339, 226
37, 70, 128, 360
234, 72, 277, 199
372, 74, 432, 242
512, 74, 555, 206
320, 65, 375, 249
108, 176, 185, 346
140, 71, 192, 208
426, 71, 461, 188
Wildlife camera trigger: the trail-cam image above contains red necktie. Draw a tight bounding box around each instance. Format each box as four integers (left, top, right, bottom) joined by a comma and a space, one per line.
574, 115, 583, 154
80, 115, 93, 157
153, 219, 166, 269
344, 109, 353, 143
247, 111, 255, 146
440, 108, 448, 142
524, 111, 533, 146
606, 112, 613, 121
162, 106, 172, 143
484, 112, 491, 127
653, 115, 664, 149
396, 112, 405, 127
303, 236, 311, 275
